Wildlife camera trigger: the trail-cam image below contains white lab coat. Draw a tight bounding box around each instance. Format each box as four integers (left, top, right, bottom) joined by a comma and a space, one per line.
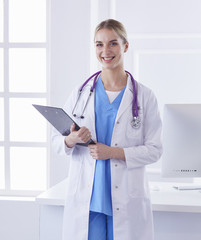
51, 75, 163, 240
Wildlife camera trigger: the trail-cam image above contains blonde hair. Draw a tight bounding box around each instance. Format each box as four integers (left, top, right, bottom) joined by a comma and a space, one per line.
94, 19, 128, 44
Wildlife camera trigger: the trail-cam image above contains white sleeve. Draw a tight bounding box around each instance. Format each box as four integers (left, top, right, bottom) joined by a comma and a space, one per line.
51, 86, 80, 156
51, 129, 74, 156
123, 90, 163, 169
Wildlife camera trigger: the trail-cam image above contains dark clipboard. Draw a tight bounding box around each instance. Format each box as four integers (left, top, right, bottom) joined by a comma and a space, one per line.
32, 104, 95, 146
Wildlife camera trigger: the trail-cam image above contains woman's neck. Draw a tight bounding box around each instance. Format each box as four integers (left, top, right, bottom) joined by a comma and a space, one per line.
100, 68, 127, 91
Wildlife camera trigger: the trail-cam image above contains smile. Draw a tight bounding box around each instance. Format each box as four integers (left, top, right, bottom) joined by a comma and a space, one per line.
102, 57, 115, 62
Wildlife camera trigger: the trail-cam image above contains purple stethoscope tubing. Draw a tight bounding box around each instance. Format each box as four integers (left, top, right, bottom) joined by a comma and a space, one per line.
72, 70, 140, 126
125, 70, 138, 120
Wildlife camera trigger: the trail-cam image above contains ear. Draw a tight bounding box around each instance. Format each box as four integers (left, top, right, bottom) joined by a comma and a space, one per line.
124, 42, 129, 53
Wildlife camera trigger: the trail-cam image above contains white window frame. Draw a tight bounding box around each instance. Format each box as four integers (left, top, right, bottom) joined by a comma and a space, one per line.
0, 0, 50, 197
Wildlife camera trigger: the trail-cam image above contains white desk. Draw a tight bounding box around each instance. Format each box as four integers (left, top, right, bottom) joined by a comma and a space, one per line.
36, 180, 201, 240
150, 182, 201, 213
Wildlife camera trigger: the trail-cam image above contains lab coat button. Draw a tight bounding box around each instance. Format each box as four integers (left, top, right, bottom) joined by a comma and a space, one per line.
115, 164, 118, 167
115, 186, 118, 189
116, 208, 119, 211
117, 121, 120, 124
115, 143, 118, 146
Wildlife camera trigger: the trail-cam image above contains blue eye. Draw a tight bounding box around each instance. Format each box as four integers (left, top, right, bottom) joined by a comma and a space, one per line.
110, 42, 117, 46
96, 43, 103, 47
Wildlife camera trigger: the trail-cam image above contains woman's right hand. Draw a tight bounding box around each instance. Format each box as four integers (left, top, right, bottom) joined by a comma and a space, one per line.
64, 123, 92, 148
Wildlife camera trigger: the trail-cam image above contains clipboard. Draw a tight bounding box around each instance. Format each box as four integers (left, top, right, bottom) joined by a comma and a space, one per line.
32, 104, 95, 146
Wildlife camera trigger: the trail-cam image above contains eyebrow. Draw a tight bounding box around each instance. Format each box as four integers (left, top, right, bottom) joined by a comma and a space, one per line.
95, 39, 118, 43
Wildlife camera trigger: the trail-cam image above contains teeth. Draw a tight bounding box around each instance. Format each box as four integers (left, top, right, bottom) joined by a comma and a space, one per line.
104, 57, 113, 60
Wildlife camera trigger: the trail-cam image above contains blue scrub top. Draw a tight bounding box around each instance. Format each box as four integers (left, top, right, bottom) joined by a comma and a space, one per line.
90, 76, 126, 216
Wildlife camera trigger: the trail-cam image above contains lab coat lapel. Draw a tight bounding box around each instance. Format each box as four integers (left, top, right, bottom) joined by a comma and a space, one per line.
85, 85, 97, 142
115, 77, 133, 122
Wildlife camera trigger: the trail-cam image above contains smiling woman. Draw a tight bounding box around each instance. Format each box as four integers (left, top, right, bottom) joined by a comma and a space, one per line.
94, 28, 129, 89
52, 19, 162, 240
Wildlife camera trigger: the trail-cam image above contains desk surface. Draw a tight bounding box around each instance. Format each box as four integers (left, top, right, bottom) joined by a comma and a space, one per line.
36, 179, 201, 213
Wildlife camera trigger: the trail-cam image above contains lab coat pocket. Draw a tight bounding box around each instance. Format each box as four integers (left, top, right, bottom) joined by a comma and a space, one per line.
126, 124, 141, 139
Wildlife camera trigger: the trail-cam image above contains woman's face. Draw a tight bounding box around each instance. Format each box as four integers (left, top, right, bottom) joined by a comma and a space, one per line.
95, 28, 128, 71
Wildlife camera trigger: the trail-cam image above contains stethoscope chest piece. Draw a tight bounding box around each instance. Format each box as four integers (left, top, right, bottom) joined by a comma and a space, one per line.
131, 116, 141, 129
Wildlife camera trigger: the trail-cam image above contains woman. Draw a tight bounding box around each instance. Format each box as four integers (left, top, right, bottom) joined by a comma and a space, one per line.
52, 19, 162, 240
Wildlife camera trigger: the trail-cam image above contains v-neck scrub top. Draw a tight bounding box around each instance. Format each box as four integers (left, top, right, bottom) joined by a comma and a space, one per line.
89, 76, 126, 216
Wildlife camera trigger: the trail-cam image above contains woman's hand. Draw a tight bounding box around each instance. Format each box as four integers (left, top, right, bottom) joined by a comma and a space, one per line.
88, 142, 125, 161
88, 143, 112, 160
65, 123, 92, 148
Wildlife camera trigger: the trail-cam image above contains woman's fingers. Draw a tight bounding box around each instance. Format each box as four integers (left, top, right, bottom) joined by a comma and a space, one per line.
70, 123, 76, 132
88, 143, 111, 160
77, 127, 92, 143
65, 125, 92, 147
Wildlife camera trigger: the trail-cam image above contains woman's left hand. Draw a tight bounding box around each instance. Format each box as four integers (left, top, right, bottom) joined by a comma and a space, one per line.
88, 142, 112, 160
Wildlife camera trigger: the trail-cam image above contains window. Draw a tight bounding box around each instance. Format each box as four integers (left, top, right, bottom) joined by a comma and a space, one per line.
0, 0, 49, 196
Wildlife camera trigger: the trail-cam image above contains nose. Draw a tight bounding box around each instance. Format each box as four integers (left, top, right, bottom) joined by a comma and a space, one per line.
102, 45, 111, 55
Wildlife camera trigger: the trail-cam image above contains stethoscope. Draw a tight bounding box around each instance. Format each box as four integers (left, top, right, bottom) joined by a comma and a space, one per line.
72, 70, 141, 129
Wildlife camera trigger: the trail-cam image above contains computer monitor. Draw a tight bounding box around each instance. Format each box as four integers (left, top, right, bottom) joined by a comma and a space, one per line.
162, 104, 201, 178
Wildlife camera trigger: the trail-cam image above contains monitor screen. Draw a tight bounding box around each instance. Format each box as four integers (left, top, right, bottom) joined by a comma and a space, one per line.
162, 104, 201, 178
